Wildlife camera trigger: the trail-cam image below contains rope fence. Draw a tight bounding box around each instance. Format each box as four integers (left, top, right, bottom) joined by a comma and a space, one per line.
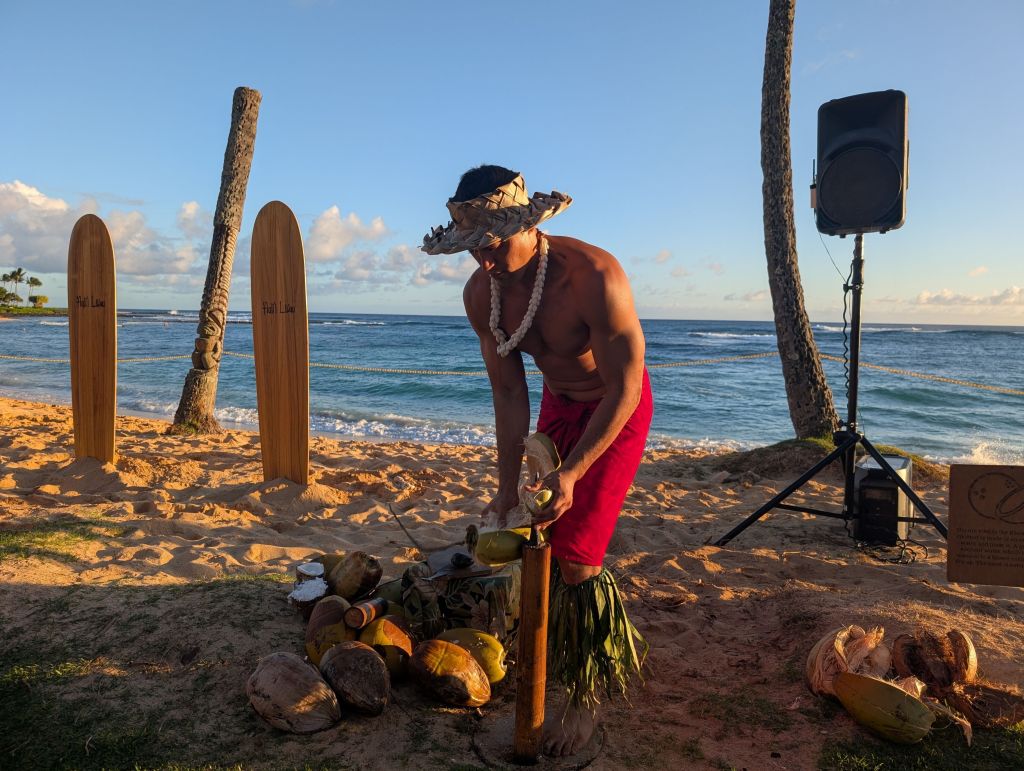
2, 349, 1022, 397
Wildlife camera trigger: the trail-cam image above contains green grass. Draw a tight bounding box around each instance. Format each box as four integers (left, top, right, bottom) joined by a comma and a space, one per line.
689, 691, 794, 732
819, 721, 1024, 770
0, 517, 130, 562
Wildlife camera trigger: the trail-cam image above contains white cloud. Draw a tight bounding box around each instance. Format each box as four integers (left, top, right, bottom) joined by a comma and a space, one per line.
411, 255, 476, 286
915, 286, 1023, 306
968, 265, 989, 277
654, 249, 672, 264
705, 261, 725, 275
724, 289, 768, 302
306, 205, 388, 263
0, 180, 97, 272
0, 180, 205, 278
177, 201, 211, 240
670, 265, 690, 278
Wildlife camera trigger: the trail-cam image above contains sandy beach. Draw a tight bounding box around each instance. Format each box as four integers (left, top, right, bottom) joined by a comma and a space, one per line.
1, 395, 1022, 769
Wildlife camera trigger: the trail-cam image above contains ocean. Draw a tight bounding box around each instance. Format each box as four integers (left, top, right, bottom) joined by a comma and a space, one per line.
1, 311, 1021, 465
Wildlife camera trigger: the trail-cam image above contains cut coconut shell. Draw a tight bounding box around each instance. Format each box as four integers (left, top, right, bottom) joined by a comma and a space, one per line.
410, 639, 491, 707
319, 640, 390, 716
330, 551, 383, 601
892, 629, 976, 690
359, 615, 415, 679
436, 628, 508, 685
305, 595, 356, 666
834, 672, 935, 744
246, 652, 341, 734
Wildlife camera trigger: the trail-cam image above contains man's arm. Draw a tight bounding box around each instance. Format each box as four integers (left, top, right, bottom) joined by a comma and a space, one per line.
463, 275, 531, 520
533, 253, 646, 525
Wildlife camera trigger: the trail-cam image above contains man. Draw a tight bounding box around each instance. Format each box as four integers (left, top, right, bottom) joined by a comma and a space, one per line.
423, 165, 651, 757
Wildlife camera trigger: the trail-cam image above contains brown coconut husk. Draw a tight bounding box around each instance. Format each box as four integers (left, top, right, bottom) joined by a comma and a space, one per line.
410, 639, 491, 707
319, 640, 390, 716
891, 629, 975, 690
949, 680, 1024, 728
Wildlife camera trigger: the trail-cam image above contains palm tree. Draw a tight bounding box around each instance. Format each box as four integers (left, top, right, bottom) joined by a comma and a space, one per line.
8, 268, 26, 305
1, 272, 10, 293
761, 0, 839, 438
171, 87, 261, 434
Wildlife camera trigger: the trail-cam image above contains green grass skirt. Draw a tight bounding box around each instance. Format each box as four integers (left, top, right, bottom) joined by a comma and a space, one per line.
547, 562, 648, 708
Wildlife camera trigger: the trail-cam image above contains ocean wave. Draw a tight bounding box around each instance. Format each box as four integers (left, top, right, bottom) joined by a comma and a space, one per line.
319, 320, 387, 327
946, 440, 1024, 466
689, 332, 774, 339
646, 433, 759, 453
39, 320, 69, 326
815, 325, 921, 333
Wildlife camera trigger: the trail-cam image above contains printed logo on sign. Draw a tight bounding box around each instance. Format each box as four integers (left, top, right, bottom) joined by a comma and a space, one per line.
75, 295, 106, 308
261, 301, 296, 315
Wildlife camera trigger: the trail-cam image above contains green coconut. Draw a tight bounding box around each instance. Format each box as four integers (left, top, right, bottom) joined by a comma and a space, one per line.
359, 615, 415, 679
410, 639, 491, 707
834, 672, 935, 744
305, 595, 356, 666
436, 628, 508, 684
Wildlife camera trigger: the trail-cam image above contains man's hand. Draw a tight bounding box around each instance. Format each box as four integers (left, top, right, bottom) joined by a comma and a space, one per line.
525, 468, 578, 529
481, 488, 519, 528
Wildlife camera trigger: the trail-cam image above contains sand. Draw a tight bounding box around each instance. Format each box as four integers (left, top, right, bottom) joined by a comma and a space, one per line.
1, 395, 1021, 769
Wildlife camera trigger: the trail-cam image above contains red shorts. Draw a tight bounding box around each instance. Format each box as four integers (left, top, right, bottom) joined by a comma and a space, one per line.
537, 369, 653, 566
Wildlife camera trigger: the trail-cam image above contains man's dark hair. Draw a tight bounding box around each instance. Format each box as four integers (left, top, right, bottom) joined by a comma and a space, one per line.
452, 165, 519, 202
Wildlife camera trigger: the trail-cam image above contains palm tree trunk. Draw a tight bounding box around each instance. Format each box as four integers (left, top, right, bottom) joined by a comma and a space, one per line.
171, 87, 261, 434
762, 0, 839, 438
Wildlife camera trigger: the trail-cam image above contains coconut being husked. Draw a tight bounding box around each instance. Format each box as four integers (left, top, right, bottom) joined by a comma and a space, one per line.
330, 551, 383, 600
806, 625, 891, 696
320, 641, 390, 716
410, 639, 491, 707
246, 652, 341, 733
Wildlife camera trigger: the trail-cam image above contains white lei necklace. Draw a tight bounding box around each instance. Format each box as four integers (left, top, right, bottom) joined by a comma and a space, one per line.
489, 233, 548, 357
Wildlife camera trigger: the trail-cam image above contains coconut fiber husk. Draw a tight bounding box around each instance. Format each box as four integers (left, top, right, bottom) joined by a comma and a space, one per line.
547, 563, 648, 709
948, 680, 1024, 728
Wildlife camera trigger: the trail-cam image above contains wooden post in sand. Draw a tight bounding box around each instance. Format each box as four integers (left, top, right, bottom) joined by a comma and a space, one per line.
513, 527, 551, 763
67, 214, 117, 464
250, 201, 310, 485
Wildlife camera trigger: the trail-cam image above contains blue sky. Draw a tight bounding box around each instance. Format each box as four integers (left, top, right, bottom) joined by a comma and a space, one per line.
1, 0, 1021, 324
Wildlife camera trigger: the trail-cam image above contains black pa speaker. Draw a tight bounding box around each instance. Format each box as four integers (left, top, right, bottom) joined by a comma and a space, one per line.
815, 90, 908, 236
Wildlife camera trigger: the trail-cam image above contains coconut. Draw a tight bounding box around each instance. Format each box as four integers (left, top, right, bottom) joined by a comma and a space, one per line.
892, 628, 977, 689
525, 431, 560, 479
410, 639, 491, 707
436, 628, 508, 685
371, 578, 405, 605
313, 552, 346, 588
319, 640, 390, 716
834, 672, 935, 744
359, 615, 415, 679
287, 577, 328, 620
805, 625, 890, 696
472, 527, 532, 566
246, 652, 341, 733
305, 595, 356, 666
330, 551, 383, 600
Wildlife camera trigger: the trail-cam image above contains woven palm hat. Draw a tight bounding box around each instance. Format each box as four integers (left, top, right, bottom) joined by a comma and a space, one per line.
421, 173, 572, 255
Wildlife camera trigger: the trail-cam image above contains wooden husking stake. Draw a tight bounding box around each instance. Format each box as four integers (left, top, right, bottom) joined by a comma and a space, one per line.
250, 201, 309, 484
68, 214, 117, 463
513, 525, 551, 763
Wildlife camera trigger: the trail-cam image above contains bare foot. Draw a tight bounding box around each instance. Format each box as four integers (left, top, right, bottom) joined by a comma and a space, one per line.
543, 698, 597, 757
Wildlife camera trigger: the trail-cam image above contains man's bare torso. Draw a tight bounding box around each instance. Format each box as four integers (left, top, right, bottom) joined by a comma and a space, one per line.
466, 234, 618, 402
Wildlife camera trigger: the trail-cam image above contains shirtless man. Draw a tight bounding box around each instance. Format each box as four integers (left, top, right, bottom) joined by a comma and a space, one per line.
423, 165, 651, 757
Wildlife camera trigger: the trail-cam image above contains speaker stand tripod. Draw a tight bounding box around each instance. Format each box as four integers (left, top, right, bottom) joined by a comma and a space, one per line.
714, 233, 948, 546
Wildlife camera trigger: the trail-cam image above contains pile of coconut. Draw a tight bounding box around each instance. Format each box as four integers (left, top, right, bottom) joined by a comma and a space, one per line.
246, 551, 508, 734
806, 624, 1024, 745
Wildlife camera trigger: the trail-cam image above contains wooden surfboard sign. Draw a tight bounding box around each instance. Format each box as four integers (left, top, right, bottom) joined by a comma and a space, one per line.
68, 214, 117, 464
250, 200, 310, 485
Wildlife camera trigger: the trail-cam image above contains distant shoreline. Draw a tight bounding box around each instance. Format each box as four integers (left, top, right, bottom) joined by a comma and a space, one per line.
0, 307, 67, 318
